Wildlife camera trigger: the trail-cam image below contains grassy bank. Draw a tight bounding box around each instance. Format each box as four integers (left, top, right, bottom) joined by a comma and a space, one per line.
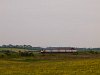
0, 54, 100, 75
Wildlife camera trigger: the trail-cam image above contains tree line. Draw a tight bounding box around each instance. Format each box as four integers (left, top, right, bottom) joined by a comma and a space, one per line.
0, 44, 42, 50
0, 44, 100, 51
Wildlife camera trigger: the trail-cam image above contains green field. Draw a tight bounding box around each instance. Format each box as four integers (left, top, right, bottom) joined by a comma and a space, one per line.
0, 54, 100, 75
0, 48, 28, 52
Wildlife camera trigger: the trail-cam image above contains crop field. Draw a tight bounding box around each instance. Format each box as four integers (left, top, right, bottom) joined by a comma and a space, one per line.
0, 54, 100, 75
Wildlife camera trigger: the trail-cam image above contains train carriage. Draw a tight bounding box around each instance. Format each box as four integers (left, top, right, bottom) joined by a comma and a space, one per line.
41, 47, 77, 53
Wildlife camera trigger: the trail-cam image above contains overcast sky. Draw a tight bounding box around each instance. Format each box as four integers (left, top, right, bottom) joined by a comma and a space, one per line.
0, 0, 100, 47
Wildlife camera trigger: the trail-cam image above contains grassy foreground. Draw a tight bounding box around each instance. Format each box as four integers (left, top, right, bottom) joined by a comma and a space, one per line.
0, 54, 100, 75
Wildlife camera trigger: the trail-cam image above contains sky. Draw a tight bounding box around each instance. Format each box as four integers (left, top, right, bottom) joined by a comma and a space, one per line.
0, 0, 100, 47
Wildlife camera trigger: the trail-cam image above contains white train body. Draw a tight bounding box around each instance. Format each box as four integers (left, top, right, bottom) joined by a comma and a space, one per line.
41, 49, 77, 53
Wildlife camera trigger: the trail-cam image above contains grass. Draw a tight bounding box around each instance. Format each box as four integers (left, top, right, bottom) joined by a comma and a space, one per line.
0, 48, 29, 52
0, 54, 100, 75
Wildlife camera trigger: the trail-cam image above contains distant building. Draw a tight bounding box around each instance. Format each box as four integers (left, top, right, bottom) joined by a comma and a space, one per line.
41, 47, 77, 53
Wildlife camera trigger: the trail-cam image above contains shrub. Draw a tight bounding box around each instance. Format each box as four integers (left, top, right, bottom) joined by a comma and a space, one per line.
0, 53, 7, 58
19, 51, 34, 57
73, 52, 79, 55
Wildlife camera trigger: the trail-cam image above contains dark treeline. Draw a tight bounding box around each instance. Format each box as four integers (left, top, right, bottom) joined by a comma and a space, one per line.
0, 44, 100, 51
77, 48, 100, 51
0, 44, 42, 50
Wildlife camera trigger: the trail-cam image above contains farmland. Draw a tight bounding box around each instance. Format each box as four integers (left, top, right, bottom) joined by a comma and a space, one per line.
0, 48, 28, 52
0, 52, 100, 75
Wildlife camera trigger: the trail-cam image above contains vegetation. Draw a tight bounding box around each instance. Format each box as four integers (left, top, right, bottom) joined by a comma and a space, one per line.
1, 44, 100, 51
0, 51, 100, 75
0, 54, 100, 75
0, 47, 100, 75
0, 44, 42, 50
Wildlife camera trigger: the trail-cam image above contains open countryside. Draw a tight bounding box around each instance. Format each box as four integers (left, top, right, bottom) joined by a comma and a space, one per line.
0, 45, 100, 75
1, 0, 100, 75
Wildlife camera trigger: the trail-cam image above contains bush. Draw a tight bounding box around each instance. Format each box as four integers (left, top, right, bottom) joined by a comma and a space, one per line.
0, 53, 7, 58
73, 52, 79, 55
88, 50, 99, 54
19, 51, 34, 57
